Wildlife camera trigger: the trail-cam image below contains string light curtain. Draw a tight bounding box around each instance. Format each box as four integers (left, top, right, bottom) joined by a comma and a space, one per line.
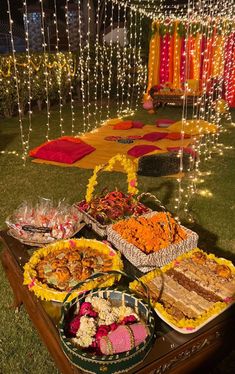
3, 0, 148, 157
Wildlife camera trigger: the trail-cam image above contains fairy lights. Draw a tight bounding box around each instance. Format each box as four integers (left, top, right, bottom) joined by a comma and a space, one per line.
7, 0, 26, 161
85, 0, 92, 130
99, 0, 107, 123
23, 0, 33, 158
3, 0, 234, 192
39, 0, 50, 141
53, 0, 64, 136
65, 0, 75, 135
77, 0, 86, 133
93, 0, 101, 127
119, 2, 128, 115
106, 1, 114, 119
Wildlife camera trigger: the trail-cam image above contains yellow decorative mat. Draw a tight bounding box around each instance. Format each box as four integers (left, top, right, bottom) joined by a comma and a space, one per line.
32, 122, 193, 173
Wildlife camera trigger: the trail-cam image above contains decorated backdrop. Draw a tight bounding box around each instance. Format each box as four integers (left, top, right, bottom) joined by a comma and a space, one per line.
146, 19, 235, 107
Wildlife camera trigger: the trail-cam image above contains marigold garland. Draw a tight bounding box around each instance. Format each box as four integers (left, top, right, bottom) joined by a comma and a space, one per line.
130, 248, 235, 330
23, 238, 123, 302
85, 154, 138, 203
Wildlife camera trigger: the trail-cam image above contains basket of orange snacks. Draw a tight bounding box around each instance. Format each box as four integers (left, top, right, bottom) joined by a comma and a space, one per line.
107, 193, 198, 272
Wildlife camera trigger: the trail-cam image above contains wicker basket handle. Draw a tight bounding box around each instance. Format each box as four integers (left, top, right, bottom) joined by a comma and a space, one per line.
62, 270, 151, 313
137, 192, 173, 243
85, 154, 138, 203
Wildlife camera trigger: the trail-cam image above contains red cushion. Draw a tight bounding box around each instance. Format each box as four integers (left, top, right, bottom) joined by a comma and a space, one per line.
156, 119, 175, 125
127, 135, 143, 140
166, 132, 191, 140
29, 136, 84, 157
31, 139, 95, 164
167, 147, 197, 158
113, 121, 133, 130
128, 145, 161, 158
142, 132, 168, 142
132, 121, 144, 128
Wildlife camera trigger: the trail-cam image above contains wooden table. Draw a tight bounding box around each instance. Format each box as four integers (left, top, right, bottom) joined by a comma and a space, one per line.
1, 228, 235, 374
150, 94, 200, 109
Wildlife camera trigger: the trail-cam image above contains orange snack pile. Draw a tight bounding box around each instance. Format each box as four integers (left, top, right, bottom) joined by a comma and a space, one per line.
112, 213, 187, 254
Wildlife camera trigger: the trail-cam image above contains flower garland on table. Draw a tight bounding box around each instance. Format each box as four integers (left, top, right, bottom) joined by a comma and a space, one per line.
130, 248, 235, 330
85, 154, 138, 203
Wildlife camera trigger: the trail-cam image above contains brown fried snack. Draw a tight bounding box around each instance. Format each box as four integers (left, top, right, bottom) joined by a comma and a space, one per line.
55, 266, 71, 283
216, 264, 231, 279
66, 251, 82, 262
192, 251, 207, 265
82, 256, 97, 268
80, 267, 93, 281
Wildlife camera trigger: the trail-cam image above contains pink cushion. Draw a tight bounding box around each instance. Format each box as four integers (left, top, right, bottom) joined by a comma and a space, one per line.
132, 121, 144, 128
32, 139, 95, 164
167, 147, 197, 158
128, 145, 161, 158
142, 132, 168, 142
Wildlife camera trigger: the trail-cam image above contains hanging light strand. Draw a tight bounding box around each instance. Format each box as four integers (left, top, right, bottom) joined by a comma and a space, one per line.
53, 0, 64, 136
7, 0, 26, 160
39, 0, 51, 141
77, 0, 86, 133
65, 0, 75, 135
23, 0, 33, 158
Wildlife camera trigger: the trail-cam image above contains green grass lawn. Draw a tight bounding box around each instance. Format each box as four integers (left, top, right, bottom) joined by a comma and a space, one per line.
0, 103, 235, 373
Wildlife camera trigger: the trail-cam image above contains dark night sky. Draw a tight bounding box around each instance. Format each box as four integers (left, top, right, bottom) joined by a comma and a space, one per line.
0, 0, 67, 26
0, 1, 189, 29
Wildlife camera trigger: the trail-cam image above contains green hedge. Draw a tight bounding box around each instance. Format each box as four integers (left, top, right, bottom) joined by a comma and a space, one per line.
0, 53, 75, 117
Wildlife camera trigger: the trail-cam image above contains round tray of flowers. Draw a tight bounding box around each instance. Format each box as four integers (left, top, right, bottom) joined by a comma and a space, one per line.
59, 271, 156, 374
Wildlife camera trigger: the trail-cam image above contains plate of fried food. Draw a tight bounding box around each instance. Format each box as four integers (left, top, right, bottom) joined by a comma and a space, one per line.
23, 238, 123, 302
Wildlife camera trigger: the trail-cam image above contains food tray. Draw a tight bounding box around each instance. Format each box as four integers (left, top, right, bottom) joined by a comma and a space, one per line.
8, 223, 86, 247
130, 249, 235, 333
23, 238, 123, 302
107, 212, 198, 272
76, 208, 110, 238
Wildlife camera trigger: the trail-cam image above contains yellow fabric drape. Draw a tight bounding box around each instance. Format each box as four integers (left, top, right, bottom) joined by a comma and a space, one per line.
212, 35, 224, 77
146, 28, 160, 94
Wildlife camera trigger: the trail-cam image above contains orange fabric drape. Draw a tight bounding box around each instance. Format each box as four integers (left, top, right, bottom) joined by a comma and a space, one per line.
194, 33, 201, 81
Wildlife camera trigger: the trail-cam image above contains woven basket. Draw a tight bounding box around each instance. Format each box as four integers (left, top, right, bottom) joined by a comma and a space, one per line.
107, 193, 199, 272
76, 155, 148, 238
59, 271, 156, 374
